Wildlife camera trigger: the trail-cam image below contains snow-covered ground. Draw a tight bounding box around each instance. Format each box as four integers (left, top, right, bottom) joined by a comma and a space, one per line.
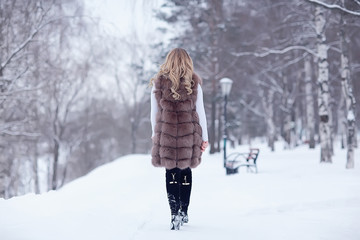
1, 142, 359, 240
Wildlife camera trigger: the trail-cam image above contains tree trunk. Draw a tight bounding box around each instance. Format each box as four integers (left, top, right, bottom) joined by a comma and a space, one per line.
0, 155, 8, 198
304, 54, 316, 148
208, 0, 223, 154
284, 101, 295, 149
131, 118, 136, 154
284, 110, 292, 149
346, 117, 355, 169
210, 93, 217, 154
315, 6, 332, 163
33, 141, 40, 194
354, 125, 358, 148
217, 100, 222, 152
338, 88, 347, 149
0, 65, 8, 198
52, 140, 59, 190
261, 89, 275, 151
340, 8, 356, 168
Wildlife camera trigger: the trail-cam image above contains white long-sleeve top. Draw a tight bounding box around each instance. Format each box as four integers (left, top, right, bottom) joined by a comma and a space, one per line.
151, 84, 208, 141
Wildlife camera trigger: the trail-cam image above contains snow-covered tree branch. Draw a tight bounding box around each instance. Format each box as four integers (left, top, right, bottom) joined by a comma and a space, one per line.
232, 45, 318, 58
305, 0, 360, 16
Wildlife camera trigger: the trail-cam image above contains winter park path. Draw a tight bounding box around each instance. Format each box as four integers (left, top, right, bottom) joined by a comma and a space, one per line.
1, 143, 360, 240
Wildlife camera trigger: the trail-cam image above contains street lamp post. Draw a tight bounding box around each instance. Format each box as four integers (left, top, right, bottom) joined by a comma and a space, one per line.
220, 78, 233, 168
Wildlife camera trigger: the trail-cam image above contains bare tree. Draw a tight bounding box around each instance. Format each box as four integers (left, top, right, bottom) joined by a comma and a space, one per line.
112, 36, 152, 154
304, 54, 316, 148
0, 0, 115, 197
261, 88, 276, 151
153, 0, 360, 168
339, 2, 356, 168
0, 0, 52, 198
315, 6, 332, 163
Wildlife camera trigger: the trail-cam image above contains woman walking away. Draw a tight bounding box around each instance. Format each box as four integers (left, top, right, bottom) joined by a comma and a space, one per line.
150, 48, 209, 230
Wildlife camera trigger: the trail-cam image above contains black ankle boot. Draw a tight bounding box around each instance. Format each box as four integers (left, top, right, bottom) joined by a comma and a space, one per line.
178, 210, 188, 225
170, 214, 181, 230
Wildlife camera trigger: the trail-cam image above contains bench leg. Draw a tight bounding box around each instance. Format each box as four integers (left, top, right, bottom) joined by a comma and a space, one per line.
247, 165, 258, 173
226, 167, 238, 175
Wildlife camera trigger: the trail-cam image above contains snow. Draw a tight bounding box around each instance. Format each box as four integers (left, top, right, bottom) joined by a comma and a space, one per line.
1, 142, 359, 240
348, 110, 355, 121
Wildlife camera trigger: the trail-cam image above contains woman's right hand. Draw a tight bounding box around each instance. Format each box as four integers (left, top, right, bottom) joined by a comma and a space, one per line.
201, 141, 209, 152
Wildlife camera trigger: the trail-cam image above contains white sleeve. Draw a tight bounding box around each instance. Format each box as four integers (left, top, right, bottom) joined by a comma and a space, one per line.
196, 84, 208, 141
150, 85, 158, 138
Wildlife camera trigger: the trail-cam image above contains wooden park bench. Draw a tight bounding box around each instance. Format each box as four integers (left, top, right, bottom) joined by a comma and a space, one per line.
225, 148, 260, 175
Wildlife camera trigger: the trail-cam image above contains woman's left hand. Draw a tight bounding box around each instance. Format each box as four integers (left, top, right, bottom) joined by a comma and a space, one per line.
201, 141, 209, 152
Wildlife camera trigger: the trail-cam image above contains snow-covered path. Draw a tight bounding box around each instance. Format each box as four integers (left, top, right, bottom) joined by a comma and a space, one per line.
1, 143, 360, 240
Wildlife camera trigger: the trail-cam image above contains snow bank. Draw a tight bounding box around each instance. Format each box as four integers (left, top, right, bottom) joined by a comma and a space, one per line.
1, 144, 359, 240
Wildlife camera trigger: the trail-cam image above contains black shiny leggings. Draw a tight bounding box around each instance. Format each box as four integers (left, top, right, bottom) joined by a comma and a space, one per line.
166, 167, 192, 215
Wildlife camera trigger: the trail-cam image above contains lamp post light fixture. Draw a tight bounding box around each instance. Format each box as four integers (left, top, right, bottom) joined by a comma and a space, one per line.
220, 78, 233, 168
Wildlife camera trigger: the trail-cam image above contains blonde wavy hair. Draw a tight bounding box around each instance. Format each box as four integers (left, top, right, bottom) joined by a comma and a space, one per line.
150, 48, 194, 100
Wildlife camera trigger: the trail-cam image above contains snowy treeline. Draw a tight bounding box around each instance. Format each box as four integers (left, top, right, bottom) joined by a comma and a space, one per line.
153, 0, 359, 164
0, 0, 152, 198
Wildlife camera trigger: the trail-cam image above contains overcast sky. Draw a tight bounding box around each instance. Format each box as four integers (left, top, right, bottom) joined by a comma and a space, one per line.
85, 0, 164, 41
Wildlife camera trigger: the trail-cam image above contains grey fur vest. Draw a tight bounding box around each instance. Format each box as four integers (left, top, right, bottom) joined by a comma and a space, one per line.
151, 73, 203, 169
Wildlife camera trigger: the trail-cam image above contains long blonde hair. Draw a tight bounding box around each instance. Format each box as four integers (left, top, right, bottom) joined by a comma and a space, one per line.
150, 48, 194, 100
